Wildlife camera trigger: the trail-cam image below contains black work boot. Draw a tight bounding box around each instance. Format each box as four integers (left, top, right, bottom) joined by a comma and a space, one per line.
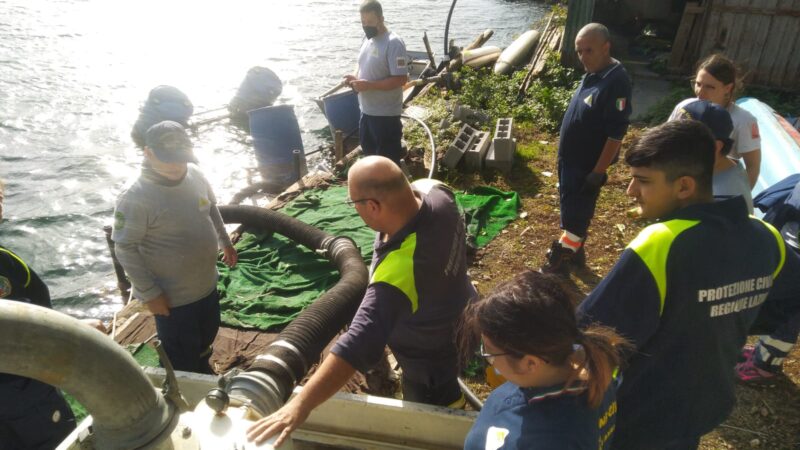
541, 240, 578, 274
572, 245, 586, 268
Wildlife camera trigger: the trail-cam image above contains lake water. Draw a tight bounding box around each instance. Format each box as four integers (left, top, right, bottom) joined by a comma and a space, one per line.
0, 0, 547, 319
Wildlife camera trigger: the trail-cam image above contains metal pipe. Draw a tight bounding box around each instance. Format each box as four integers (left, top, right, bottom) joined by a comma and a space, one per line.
444, 0, 458, 57
103, 225, 131, 301
457, 377, 483, 411
0, 302, 175, 449
293, 149, 303, 184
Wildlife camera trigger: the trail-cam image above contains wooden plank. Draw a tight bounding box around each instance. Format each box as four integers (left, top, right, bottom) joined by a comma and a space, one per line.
716, 0, 738, 55
752, 0, 792, 85
711, 3, 800, 16
698, 1, 724, 58
766, 0, 795, 86
754, 0, 781, 83
669, 2, 703, 69
728, 0, 761, 73
776, 0, 800, 87
687, 0, 714, 68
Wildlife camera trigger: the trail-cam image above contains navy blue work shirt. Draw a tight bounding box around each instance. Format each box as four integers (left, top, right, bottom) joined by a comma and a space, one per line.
464, 380, 617, 450
331, 185, 475, 385
578, 197, 800, 447
558, 60, 632, 171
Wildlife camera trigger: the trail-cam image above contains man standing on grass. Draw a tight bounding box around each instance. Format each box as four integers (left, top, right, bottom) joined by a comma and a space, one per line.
542, 22, 632, 274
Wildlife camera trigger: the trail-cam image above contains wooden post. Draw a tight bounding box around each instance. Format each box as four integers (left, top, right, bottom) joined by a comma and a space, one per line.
668, 2, 705, 72
423, 32, 436, 67
334, 129, 344, 162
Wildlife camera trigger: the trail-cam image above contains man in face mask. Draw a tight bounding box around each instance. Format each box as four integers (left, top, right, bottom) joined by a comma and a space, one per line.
343, 0, 409, 166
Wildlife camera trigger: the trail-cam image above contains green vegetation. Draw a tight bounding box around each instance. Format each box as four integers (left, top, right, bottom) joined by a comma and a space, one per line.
743, 86, 800, 118
635, 80, 800, 125
453, 54, 581, 132
638, 82, 693, 125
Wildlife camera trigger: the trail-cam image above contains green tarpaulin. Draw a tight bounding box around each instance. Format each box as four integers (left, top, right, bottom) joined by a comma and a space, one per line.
217, 185, 519, 331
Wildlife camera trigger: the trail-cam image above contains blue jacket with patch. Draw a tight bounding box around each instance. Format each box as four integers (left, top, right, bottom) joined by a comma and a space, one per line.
558, 60, 632, 170
578, 197, 800, 448
464, 380, 617, 450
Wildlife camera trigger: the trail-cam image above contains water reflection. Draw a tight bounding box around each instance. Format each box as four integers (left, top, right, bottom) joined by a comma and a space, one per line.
0, 0, 546, 318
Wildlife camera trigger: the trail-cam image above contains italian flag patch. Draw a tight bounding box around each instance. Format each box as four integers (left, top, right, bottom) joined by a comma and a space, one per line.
616, 98, 627, 111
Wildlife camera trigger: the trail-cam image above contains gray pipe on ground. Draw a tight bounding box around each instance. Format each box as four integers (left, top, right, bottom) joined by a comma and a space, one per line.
0, 302, 175, 449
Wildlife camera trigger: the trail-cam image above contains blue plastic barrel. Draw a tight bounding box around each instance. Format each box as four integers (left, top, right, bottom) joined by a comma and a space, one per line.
322, 89, 361, 135
248, 105, 307, 187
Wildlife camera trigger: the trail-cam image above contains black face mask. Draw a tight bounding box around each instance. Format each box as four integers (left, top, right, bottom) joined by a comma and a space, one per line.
363, 26, 379, 39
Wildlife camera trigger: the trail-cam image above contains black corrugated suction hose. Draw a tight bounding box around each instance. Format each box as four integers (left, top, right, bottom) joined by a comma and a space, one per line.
218, 205, 368, 415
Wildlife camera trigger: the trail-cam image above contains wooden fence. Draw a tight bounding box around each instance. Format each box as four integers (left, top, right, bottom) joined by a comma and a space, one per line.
670, 0, 800, 90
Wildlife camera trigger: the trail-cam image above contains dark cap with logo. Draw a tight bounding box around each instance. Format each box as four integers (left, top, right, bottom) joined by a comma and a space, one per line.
674, 99, 734, 155
144, 121, 197, 163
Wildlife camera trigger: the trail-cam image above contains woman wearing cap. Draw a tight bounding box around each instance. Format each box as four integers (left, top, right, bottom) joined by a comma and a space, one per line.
460, 271, 626, 450
669, 54, 761, 188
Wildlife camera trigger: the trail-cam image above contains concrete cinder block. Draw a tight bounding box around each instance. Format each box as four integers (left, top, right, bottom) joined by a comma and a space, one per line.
465, 131, 491, 171
485, 140, 516, 173
443, 124, 478, 169
492, 117, 515, 160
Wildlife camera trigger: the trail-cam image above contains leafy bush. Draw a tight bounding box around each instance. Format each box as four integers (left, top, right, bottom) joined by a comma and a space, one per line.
452, 54, 581, 132
637, 81, 800, 125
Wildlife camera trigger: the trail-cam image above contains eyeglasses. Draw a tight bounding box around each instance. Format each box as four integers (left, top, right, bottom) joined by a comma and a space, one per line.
345, 196, 379, 207
477, 342, 514, 364
477, 341, 550, 365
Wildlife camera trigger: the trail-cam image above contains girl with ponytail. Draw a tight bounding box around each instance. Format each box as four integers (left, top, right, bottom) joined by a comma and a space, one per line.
460, 270, 628, 449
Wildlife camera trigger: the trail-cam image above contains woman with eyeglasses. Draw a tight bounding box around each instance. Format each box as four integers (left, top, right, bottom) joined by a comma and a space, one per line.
459, 270, 627, 449
669, 54, 761, 189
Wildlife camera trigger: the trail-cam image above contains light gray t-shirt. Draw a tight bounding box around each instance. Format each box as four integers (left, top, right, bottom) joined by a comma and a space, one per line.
112, 165, 231, 307
727, 102, 761, 159
357, 31, 408, 116
713, 164, 754, 214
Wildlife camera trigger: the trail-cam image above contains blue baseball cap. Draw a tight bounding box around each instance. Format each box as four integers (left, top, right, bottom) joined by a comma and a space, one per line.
144, 121, 197, 163
673, 99, 734, 155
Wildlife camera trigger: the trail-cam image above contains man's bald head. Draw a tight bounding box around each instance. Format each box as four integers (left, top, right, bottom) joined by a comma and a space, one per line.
348, 155, 410, 200
577, 23, 610, 43
575, 22, 612, 73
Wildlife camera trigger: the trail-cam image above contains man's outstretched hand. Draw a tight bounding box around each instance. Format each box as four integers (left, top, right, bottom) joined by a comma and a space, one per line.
246, 397, 311, 448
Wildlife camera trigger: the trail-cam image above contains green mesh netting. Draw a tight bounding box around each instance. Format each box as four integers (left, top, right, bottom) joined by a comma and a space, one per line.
215, 185, 519, 332
65, 186, 518, 421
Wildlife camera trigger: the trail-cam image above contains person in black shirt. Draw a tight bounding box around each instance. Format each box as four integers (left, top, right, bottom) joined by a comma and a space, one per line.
0, 178, 76, 449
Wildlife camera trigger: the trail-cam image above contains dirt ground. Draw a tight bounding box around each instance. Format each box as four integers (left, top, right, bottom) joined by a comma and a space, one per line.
441, 125, 800, 449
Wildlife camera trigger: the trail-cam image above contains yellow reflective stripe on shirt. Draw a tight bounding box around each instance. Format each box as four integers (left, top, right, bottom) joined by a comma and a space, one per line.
371, 233, 419, 313
627, 219, 700, 315
0, 247, 31, 288
754, 218, 786, 279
